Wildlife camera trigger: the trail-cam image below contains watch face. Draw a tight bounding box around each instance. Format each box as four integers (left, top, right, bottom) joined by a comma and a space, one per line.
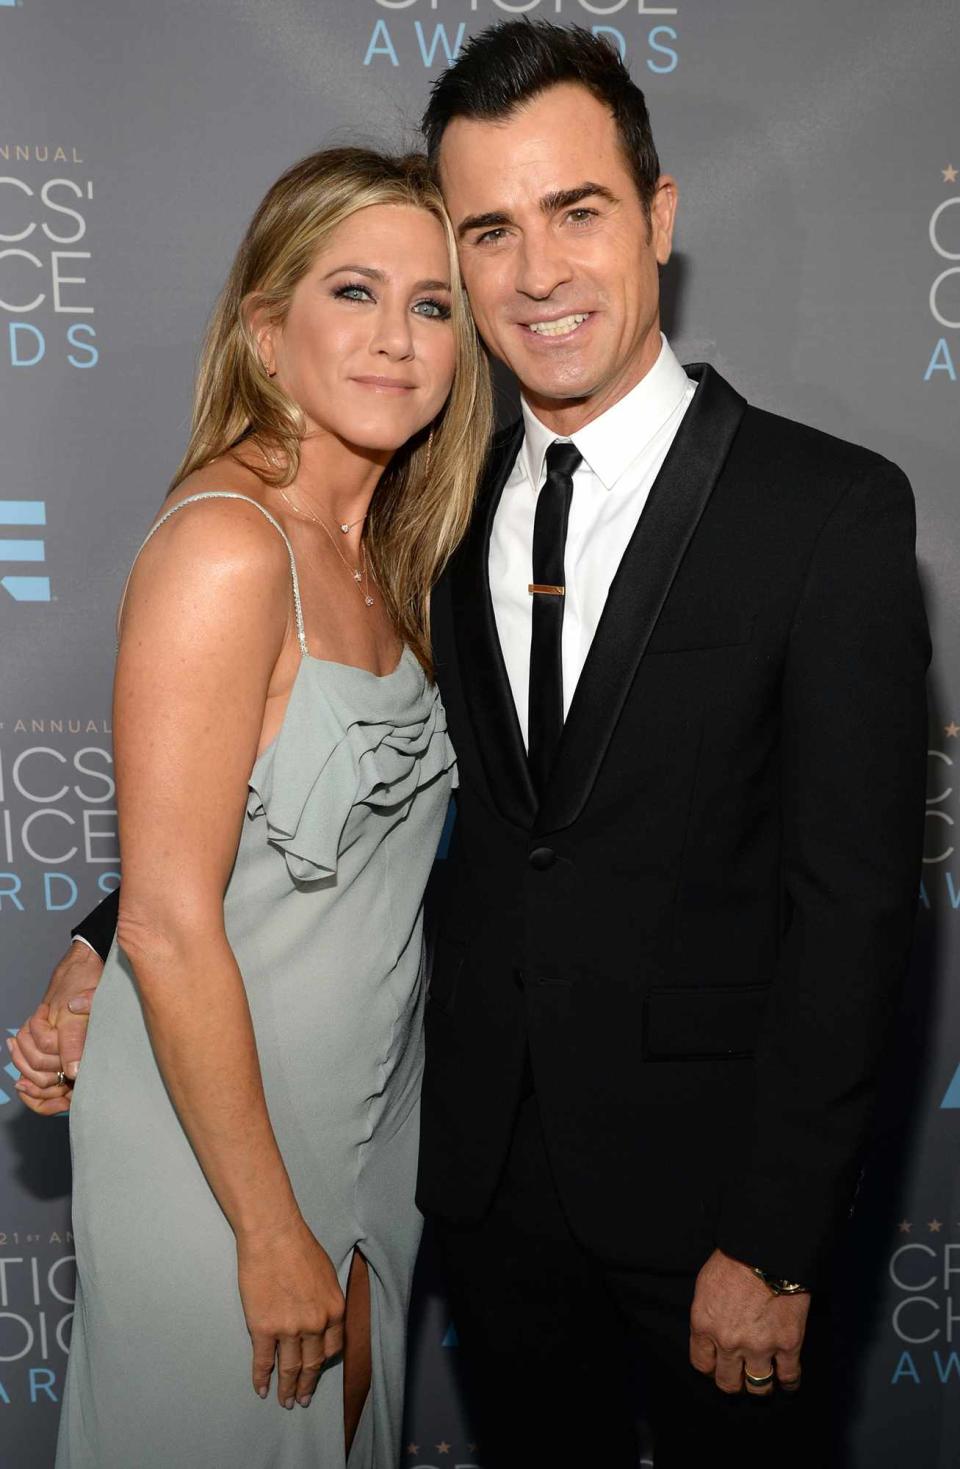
753, 1267, 807, 1295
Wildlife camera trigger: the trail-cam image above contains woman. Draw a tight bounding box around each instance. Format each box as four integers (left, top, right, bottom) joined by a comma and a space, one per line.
18, 146, 491, 1467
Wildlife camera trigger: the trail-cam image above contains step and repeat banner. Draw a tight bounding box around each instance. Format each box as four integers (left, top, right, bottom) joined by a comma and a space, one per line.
1, 1, 957, 1465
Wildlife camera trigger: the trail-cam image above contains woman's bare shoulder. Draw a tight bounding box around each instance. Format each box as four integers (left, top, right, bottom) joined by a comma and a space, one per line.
143, 460, 287, 569
123, 463, 292, 633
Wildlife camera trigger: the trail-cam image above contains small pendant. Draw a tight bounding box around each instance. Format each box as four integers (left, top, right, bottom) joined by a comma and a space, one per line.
352, 569, 362, 582
340, 523, 350, 534
364, 595, 375, 607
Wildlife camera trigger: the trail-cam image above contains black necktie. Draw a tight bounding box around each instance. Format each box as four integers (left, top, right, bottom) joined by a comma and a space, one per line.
527, 440, 582, 798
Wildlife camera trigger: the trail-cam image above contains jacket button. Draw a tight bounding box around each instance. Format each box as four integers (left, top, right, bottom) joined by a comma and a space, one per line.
528, 846, 556, 870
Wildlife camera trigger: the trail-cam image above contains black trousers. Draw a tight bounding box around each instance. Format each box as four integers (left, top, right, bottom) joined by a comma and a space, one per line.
434, 1091, 838, 1469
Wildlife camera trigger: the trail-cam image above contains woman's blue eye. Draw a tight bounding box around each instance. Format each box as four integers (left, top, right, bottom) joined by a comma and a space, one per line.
414, 299, 451, 320
333, 283, 374, 303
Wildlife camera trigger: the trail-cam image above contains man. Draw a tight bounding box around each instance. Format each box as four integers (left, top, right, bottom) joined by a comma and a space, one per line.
16, 22, 928, 1468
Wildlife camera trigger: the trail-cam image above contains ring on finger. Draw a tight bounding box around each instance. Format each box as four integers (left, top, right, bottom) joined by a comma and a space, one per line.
56, 1070, 67, 1088
744, 1369, 776, 1389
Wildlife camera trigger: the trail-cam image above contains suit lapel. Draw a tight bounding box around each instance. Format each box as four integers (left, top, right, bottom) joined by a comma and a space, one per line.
450, 419, 537, 828
535, 363, 747, 835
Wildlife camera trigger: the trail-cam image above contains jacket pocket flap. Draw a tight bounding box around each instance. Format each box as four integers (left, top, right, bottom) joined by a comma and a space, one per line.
642, 984, 770, 1059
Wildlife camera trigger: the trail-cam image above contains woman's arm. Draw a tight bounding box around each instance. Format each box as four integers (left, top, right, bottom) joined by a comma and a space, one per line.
98, 497, 343, 1406
115, 498, 297, 1233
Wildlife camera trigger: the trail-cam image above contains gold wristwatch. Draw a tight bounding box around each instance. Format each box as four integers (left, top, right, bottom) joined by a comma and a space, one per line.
751, 1265, 809, 1296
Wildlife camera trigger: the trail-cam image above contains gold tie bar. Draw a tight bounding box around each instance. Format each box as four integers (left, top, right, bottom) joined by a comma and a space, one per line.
529, 583, 565, 597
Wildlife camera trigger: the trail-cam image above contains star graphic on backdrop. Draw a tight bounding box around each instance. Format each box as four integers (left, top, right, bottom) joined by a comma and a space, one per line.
406, 1447, 419, 1458
898, 1220, 912, 1233
945, 723, 960, 738
928, 1219, 943, 1232
944, 165, 959, 184
436, 1445, 451, 1456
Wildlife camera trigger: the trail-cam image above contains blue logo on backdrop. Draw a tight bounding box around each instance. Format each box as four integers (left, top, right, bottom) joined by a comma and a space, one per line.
0, 500, 50, 601
940, 1063, 960, 1108
0, 1029, 21, 1104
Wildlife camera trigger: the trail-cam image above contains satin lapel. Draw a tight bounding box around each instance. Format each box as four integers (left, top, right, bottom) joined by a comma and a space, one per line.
451, 419, 537, 828
535, 364, 747, 836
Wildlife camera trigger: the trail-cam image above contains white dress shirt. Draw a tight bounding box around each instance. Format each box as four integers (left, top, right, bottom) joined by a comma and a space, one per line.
489, 334, 697, 747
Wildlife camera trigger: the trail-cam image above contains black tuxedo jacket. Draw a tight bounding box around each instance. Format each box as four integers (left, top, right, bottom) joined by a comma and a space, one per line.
417, 363, 930, 1286
75, 365, 929, 1286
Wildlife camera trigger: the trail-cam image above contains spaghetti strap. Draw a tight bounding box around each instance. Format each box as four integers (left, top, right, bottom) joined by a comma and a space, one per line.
115, 491, 309, 656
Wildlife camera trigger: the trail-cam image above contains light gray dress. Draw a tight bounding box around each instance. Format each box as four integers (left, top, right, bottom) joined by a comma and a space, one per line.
56, 492, 457, 1469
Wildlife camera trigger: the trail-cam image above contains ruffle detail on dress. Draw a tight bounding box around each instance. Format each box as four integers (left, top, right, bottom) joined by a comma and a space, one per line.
246, 651, 457, 884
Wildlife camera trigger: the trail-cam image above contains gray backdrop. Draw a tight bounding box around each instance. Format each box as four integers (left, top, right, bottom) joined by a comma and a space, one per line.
1, 1, 958, 1464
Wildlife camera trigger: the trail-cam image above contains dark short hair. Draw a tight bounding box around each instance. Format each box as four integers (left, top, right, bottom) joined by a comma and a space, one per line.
421, 21, 661, 213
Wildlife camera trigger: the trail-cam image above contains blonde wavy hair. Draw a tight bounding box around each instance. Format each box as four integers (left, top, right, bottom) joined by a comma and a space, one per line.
171, 147, 493, 673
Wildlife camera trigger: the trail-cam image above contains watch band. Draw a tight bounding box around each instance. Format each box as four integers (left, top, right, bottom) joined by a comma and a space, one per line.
751, 1265, 809, 1296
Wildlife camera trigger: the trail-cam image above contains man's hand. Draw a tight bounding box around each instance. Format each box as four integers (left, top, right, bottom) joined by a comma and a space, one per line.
9, 940, 104, 1116
689, 1248, 810, 1397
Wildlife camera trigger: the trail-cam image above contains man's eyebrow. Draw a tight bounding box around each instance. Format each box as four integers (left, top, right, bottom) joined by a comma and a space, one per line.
322, 264, 451, 291
540, 182, 619, 214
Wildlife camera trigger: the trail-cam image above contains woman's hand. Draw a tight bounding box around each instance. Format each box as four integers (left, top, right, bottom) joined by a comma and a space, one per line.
237, 1216, 346, 1409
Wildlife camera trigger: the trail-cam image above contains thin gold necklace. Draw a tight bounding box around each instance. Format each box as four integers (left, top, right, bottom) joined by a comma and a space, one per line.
278, 487, 375, 608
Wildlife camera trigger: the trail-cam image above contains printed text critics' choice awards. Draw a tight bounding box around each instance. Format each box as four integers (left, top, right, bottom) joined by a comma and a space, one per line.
363, 0, 680, 73
0, 739, 118, 916
0, 154, 98, 371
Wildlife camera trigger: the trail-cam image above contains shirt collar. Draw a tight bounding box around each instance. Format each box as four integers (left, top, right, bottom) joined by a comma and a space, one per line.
518, 334, 692, 491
